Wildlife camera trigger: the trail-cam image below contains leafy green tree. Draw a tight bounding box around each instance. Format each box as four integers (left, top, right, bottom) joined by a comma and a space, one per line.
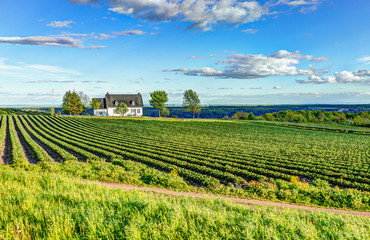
49, 107, 55, 117
114, 102, 128, 116
90, 99, 101, 115
161, 108, 170, 117
62, 90, 84, 115
353, 115, 363, 125
183, 89, 201, 119
247, 112, 256, 120
149, 90, 168, 117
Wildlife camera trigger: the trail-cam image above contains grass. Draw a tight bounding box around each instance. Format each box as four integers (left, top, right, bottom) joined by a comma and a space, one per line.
0, 167, 368, 240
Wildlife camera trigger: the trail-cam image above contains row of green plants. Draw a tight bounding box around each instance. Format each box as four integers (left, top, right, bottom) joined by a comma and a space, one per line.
46, 116, 369, 190
17, 116, 78, 161
73, 117, 368, 178
21, 115, 218, 187
13, 117, 53, 163
7, 117, 28, 166
30, 116, 221, 187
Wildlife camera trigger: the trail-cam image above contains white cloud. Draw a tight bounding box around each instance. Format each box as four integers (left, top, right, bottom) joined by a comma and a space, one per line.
311, 57, 329, 62
94, 33, 115, 39
47, 20, 75, 28
0, 36, 105, 49
25, 80, 77, 83
358, 55, 370, 65
112, 30, 146, 36
242, 29, 259, 34
70, 0, 321, 31
165, 50, 315, 79
297, 71, 370, 85
273, 86, 283, 89
187, 54, 219, 59
25, 64, 81, 75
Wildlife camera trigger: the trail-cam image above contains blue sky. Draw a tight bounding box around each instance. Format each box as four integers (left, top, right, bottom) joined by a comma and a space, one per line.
0, 0, 369, 106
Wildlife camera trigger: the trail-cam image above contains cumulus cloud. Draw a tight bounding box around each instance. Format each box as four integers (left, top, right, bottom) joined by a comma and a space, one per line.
297, 70, 370, 85
165, 50, 315, 79
69, 0, 321, 31
112, 30, 146, 36
47, 20, 75, 28
0, 36, 105, 49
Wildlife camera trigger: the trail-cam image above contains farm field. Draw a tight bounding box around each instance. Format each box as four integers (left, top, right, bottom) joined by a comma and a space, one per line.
1, 168, 369, 239
0, 116, 369, 210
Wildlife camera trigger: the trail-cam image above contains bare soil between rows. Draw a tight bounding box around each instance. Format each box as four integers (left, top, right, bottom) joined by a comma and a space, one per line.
91, 181, 370, 218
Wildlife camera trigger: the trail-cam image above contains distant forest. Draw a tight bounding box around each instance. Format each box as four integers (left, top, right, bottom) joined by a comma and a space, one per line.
144, 104, 370, 118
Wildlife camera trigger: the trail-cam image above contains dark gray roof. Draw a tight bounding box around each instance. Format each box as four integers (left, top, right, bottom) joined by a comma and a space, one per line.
92, 93, 143, 109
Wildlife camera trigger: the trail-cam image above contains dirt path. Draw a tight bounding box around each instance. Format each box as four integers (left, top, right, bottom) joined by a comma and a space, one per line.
1, 118, 11, 164
92, 181, 370, 217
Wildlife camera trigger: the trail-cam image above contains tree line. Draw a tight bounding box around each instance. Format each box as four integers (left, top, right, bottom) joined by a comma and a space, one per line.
230, 110, 370, 127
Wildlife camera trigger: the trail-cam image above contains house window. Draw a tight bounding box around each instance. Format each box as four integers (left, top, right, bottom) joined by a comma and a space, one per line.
137, 109, 141, 114
130, 100, 135, 106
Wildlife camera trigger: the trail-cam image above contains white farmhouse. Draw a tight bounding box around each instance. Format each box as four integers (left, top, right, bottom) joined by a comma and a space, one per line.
92, 93, 143, 117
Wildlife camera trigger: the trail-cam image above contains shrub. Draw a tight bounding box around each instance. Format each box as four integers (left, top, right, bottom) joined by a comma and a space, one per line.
312, 179, 331, 189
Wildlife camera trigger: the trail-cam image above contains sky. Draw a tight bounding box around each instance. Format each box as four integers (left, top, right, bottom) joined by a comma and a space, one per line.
0, 0, 369, 106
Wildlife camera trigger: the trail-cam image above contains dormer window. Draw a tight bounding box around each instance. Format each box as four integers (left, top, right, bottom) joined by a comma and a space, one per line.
130, 100, 135, 106
113, 100, 119, 106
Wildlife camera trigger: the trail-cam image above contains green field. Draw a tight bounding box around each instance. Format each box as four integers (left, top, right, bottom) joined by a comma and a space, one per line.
0, 115, 370, 239
0, 116, 369, 210
0, 168, 369, 239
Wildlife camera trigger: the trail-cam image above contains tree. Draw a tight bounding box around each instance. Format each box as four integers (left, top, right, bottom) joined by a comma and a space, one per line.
161, 108, 170, 117
149, 90, 168, 117
183, 89, 201, 119
247, 112, 256, 120
49, 107, 55, 117
78, 91, 90, 109
114, 102, 128, 116
353, 115, 364, 125
90, 99, 101, 111
62, 90, 84, 115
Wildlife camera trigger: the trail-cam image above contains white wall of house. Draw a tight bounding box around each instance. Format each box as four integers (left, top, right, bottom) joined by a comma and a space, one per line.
94, 109, 108, 116
95, 107, 143, 117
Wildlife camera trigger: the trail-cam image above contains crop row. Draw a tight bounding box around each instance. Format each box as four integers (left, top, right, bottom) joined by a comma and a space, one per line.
63, 116, 368, 176
34, 116, 370, 190
48, 116, 370, 189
